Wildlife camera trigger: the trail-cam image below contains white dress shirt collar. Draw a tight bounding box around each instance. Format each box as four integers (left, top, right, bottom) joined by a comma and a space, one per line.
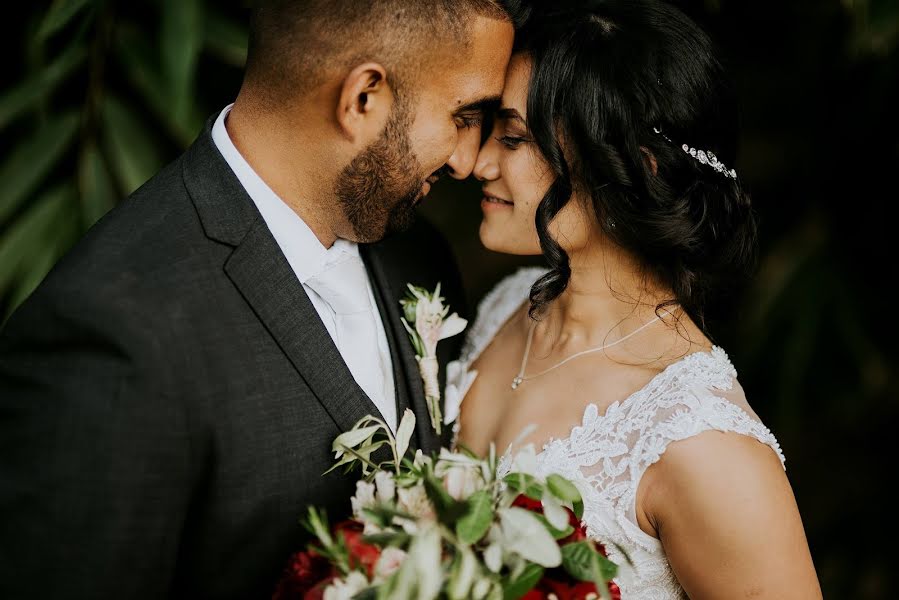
210, 104, 358, 282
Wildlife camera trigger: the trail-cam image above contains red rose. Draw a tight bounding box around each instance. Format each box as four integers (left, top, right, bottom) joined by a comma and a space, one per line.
334, 520, 381, 578
271, 550, 333, 600
512, 494, 544, 513
512, 494, 590, 546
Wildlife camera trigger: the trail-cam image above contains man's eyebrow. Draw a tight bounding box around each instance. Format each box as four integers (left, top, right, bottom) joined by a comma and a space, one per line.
497, 107, 526, 125
453, 95, 502, 115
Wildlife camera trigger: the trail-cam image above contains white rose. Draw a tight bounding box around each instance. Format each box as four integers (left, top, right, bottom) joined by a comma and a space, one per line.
323, 571, 369, 600
374, 471, 396, 504
374, 547, 408, 580
396, 483, 435, 521
442, 465, 482, 501
350, 480, 376, 520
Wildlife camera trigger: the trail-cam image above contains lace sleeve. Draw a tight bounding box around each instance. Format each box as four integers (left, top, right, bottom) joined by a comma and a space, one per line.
542, 348, 785, 555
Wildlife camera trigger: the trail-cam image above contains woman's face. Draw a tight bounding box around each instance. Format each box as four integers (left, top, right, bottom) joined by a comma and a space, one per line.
473, 53, 594, 256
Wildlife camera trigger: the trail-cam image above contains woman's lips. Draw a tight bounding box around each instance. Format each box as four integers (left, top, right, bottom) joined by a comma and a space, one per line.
481, 192, 513, 210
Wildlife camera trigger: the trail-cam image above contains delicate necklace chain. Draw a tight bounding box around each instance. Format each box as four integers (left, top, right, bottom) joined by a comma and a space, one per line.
511, 313, 666, 390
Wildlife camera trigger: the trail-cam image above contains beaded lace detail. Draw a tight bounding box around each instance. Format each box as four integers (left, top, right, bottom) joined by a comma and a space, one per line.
446, 268, 785, 599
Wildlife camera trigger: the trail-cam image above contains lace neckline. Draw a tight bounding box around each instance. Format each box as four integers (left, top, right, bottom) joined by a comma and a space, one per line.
507, 346, 734, 456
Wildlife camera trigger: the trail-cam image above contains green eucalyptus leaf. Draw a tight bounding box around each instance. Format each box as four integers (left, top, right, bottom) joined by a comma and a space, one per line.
37, 0, 94, 41
332, 425, 383, 455
0, 111, 79, 224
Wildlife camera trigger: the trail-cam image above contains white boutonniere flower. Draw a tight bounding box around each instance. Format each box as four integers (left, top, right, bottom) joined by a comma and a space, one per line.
399, 283, 467, 435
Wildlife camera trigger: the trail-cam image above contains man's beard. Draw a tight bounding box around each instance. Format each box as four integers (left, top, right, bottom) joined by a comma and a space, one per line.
335, 100, 426, 243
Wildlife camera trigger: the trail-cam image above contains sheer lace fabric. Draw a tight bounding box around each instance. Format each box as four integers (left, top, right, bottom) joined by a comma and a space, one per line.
446, 268, 785, 599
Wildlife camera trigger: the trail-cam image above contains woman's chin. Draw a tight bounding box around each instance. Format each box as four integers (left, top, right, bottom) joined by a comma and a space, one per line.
478, 221, 541, 256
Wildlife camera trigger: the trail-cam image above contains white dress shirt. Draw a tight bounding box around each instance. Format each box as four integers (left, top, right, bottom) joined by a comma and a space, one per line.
211, 104, 397, 430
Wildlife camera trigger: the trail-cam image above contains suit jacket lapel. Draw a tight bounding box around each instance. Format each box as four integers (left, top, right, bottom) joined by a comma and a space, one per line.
183, 118, 382, 436
361, 244, 441, 455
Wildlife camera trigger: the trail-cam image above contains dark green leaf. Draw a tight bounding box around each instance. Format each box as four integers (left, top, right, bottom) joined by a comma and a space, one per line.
100, 95, 164, 194
561, 541, 617, 583
6, 235, 63, 318
546, 474, 582, 504
423, 471, 467, 525
161, 0, 202, 128
0, 45, 87, 131
456, 489, 494, 544
203, 10, 248, 67
0, 111, 79, 224
533, 513, 575, 540
503, 473, 544, 500
351, 588, 377, 600
37, 0, 94, 41
572, 499, 584, 521
0, 185, 74, 298
361, 531, 410, 547
114, 28, 198, 146
502, 563, 544, 600
77, 142, 116, 227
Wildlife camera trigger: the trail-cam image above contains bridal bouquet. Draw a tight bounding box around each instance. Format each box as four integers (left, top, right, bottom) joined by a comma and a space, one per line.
273, 410, 620, 600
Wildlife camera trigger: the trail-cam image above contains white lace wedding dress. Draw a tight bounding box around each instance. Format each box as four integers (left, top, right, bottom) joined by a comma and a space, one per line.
444, 268, 785, 599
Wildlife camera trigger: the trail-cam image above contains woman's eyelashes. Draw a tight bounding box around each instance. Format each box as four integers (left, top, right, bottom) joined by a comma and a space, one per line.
496, 135, 526, 149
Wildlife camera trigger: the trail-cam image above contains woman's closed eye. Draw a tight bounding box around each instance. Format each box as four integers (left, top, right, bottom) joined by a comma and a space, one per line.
496, 134, 528, 149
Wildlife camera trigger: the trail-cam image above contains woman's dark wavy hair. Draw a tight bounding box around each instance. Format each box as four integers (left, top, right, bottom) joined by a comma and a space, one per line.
517, 0, 757, 334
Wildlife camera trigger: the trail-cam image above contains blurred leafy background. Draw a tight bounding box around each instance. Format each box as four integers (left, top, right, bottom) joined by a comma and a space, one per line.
1, 0, 896, 597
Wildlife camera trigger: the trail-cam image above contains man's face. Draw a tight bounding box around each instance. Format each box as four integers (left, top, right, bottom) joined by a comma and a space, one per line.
335, 16, 515, 243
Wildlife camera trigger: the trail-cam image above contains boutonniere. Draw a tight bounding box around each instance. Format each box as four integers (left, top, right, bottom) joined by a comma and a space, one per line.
400, 283, 467, 435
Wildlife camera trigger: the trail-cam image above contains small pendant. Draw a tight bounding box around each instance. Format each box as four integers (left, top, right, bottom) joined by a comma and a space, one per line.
511, 376, 523, 390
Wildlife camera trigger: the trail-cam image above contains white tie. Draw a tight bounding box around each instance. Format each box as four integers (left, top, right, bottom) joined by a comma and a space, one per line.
305, 252, 396, 430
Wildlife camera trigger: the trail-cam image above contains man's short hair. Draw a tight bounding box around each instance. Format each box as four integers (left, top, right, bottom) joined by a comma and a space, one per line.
244, 0, 519, 104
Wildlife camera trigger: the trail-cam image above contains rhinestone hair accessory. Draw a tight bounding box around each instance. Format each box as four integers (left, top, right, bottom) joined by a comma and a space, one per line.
653, 127, 738, 180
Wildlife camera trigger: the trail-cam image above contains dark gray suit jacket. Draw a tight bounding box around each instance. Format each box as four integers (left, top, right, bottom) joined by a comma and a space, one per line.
0, 119, 466, 599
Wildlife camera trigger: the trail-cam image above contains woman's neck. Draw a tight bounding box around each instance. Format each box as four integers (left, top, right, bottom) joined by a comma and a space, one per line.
532, 244, 692, 357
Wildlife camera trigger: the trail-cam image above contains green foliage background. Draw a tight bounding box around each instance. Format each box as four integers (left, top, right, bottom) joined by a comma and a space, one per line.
2, 1, 897, 597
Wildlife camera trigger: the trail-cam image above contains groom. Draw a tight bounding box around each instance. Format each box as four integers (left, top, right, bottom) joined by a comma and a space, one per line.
0, 2, 516, 598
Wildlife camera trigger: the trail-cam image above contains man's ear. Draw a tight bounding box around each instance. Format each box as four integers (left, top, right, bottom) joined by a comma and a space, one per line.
640, 146, 659, 177
336, 62, 392, 143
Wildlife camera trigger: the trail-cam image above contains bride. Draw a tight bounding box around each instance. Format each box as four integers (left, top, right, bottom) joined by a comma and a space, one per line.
447, 1, 822, 597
